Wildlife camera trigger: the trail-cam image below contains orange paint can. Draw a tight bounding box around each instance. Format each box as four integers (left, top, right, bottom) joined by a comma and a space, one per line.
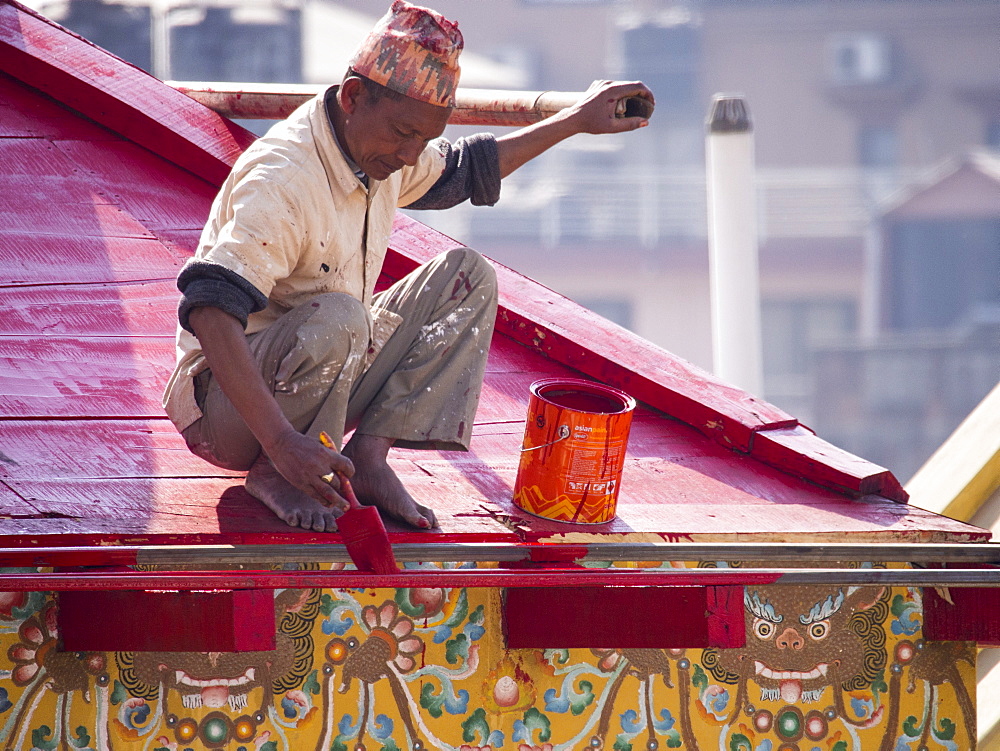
513, 378, 636, 524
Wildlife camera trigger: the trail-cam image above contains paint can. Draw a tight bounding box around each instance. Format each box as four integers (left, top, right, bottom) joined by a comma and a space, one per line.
513, 378, 636, 524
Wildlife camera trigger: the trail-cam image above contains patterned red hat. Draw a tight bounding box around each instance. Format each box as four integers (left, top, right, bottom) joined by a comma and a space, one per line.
349, 1, 463, 108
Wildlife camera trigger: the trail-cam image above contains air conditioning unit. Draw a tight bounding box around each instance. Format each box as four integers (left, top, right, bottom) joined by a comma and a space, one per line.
827, 34, 892, 85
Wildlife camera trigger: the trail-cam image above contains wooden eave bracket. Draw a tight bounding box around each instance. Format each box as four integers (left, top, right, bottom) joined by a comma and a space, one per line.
503, 585, 745, 649
922, 564, 1000, 647
57, 588, 276, 653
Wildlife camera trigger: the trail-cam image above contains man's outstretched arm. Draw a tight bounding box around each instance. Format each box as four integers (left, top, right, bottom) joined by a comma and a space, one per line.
496, 80, 654, 178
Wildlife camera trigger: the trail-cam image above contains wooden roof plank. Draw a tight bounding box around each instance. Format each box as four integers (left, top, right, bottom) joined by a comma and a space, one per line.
0, 137, 91, 177
51, 139, 216, 231
4, 477, 521, 540
3, 474, 983, 544
0, 200, 155, 239
0, 336, 172, 419
0, 419, 242, 481
0, 234, 183, 286
0, 280, 179, 337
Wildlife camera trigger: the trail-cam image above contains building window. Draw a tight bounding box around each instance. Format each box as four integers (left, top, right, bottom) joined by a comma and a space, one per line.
826, 33, 894, 87
858, 125, 899, 168
987, 120, 1000, 151
885, 218, 1000, 331
763, 299, 857, 380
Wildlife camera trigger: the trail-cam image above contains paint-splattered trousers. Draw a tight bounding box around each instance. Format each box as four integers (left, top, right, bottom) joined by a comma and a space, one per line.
182, 248, 498, 470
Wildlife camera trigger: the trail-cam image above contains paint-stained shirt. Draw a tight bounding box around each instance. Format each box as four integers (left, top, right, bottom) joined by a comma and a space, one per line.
163, 90, 459, 433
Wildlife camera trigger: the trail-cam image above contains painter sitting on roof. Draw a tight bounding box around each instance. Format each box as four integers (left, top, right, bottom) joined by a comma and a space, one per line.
162, 0, 654, 532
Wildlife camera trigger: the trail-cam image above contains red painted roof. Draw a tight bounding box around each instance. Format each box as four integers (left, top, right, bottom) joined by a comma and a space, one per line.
0, 0, 985, 548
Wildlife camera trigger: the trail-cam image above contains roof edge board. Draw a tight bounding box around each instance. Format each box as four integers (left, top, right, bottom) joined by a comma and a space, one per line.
0, 0, 255, 185
749, 425, 909, 503
882, 148, 1000, 217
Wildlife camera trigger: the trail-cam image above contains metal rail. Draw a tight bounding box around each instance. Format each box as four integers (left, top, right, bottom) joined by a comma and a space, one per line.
2, 541, 1000, 567
167, 81, 590, 126
1, 567, 999, 591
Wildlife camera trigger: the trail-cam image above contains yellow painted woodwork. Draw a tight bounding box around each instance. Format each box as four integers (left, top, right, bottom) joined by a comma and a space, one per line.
907, 381, 1000, 523
0, 562, 979, 751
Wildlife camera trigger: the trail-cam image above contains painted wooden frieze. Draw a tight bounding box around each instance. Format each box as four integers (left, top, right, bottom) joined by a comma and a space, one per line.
0, 566, 976, 751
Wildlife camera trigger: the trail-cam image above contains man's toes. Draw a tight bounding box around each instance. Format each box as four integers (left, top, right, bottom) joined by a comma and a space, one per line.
399, 502, 434, 529
315, 509, 340, 533
301, 506, 339, 533
416, 503, 438, 528
297, 506, 327, 533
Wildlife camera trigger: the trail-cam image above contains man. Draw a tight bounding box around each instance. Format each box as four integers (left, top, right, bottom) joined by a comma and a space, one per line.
163, 0, 653, 533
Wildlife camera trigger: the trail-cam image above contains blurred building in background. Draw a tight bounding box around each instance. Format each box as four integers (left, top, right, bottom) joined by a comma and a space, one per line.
35, 0, 1000, 481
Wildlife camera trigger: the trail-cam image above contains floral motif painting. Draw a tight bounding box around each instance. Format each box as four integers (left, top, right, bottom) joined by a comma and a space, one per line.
0, 563, 977, 751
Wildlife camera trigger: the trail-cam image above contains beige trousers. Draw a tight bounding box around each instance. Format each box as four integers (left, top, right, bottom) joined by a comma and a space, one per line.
183, 247, 498, 470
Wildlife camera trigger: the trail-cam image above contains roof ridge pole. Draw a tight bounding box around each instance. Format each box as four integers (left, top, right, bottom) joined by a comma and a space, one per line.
706, 94, 764, 396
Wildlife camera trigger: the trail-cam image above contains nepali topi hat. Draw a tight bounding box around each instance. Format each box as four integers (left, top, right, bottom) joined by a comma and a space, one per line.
350, 1, 463, 108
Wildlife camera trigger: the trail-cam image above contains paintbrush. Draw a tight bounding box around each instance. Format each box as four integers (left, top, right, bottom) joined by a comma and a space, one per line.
318, 431, 398, 575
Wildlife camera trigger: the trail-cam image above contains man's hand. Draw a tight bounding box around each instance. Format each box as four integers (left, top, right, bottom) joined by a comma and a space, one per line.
263, 428, 353, 512
496, 79, 654, 178
562, 80, 655, 135
188, 306, 353, 513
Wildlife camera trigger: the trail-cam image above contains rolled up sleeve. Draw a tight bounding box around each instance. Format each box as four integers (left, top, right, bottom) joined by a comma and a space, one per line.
402, 134, 501, 210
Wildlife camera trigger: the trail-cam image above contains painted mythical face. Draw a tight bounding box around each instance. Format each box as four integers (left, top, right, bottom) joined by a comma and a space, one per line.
121, 589, 316, 714
717, 586, 882, 704
130, 645, 295, 712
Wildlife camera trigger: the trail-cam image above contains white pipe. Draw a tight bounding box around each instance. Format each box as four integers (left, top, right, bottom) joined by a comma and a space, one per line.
706, 94, 764, 396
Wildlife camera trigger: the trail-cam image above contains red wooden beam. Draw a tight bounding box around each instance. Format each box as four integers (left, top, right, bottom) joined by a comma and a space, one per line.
58, 588, 275, 652
504, 585, 745, 648
750, 425, 908, 501
0, 568, 784, 591
922, 564, 1000, 646
0, 0, 254, 184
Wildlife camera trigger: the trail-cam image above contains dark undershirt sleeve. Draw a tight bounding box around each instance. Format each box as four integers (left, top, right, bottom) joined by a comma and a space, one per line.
404, 133, 501, 210
177, 261, 269, 334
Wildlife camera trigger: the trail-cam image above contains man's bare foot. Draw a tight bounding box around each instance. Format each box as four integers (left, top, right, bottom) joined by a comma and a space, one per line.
245, 454, 342, 532
342, 434, 438, 529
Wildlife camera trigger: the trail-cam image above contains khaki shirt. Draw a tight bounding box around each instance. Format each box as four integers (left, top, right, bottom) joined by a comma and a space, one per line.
163, 90, 446, 432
